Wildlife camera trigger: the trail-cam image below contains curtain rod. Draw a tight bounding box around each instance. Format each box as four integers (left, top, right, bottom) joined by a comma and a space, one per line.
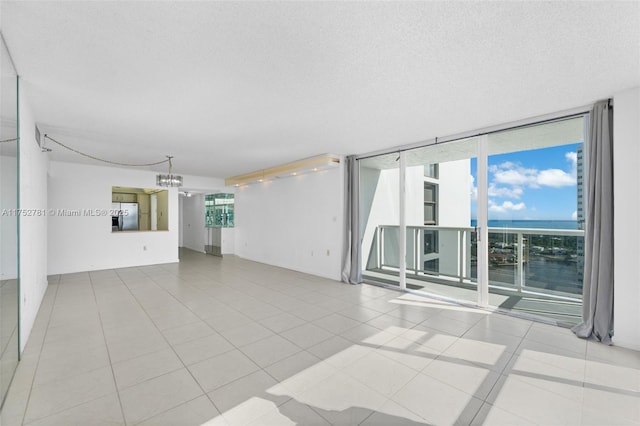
355, 103, 593, 161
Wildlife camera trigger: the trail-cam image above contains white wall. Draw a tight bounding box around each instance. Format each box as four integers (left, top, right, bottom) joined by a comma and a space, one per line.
437, 160, 471, 227
613, 86, 640, 350
434, 160, 472, 276
221, 228, 235, 254
234, 164, 344, 281
182, 194, 206, 253
47, 161, 180, 274
18, 86, 49, 352
360, 166, 424, 268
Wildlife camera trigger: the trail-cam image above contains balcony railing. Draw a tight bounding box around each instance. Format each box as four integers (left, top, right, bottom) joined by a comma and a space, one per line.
366, 225, 585, 299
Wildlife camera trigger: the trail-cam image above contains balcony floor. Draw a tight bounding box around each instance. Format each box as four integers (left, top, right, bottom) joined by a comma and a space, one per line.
364, 269, 582, 326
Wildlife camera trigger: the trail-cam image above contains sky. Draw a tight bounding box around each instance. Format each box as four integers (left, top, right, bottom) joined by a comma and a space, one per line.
470, 142, 582, 221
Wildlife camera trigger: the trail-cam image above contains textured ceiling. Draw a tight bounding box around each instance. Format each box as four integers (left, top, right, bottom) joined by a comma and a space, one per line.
2, 1, 639, 178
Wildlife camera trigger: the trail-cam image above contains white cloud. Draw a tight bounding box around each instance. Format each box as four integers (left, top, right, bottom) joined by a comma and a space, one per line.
488, 184, 524, 199
488, 200, 526, 213
469, 174, 477, 200
571, 210, 578, 220
490, 154, 578, 190
537, 168, 576, 187
566, 151, 578, 179
493, 167, 539, 187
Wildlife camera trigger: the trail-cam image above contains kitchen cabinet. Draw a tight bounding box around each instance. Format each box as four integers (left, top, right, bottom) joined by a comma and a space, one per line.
112, 193, 137, 203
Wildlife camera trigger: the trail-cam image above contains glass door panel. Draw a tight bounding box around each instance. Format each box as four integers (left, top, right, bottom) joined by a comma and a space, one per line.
360, 152, 402, 287
0, 37, 19, 406
402, 137, 479, 304
486, 117, 585, 324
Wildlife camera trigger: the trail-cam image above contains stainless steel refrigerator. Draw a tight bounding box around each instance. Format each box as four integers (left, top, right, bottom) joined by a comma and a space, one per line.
112, 202, 139, 231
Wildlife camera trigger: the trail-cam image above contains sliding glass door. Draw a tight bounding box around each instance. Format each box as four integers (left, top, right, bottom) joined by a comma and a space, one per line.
402, 138, 479, 304
360, 152, 402, 287
0, 36, 20, 406
359, 115, 586, 325
484, 117, 585, 324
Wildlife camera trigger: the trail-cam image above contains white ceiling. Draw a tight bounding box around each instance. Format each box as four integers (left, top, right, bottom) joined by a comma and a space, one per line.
2, 1, 639, 178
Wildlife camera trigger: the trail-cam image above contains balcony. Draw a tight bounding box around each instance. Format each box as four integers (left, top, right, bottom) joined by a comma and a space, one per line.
364, 225, 585, 325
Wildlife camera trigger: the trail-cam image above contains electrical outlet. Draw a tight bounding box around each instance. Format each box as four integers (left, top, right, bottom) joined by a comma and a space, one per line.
143, 245, 147, 251
326, 249, 330, 256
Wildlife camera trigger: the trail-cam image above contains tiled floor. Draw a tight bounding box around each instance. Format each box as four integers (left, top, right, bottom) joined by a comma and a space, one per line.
2, 249, 639, 425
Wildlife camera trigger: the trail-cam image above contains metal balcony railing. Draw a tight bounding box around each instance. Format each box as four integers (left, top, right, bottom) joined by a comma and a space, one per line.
367, 225, 585, 299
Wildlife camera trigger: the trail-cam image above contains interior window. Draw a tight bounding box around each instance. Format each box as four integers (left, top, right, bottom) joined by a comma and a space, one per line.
111, 187, 169, 232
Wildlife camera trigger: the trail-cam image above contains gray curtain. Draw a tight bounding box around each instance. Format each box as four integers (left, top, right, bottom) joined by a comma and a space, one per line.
341, 155, 362, 284
572, 100, 614, 344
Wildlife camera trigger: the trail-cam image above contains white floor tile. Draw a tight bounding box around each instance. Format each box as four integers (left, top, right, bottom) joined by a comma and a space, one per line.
264, 351, 322, 383
260, 312, 307, 333
339, 323, 396, 347
24, 366, 117, 424
584, 357, 640, 392
442, 336, 515, 373
281, 323, 335, 349
219, 322, 275, 347
119, 368, 203, 425
7, 251, 639, 426
112, 347, 183, 390
310, 340, 374, 371
360, 400, 428, 425
312, 313, 361, 335
470, 402, 536, 426
296, 372, 388, 426
188, 349, 260, 392
365, 314, 417, 335
422, 358, 501, 400
239, 334, 302, 368
247, 399, 331, 426
25, 393, 124, 426
486, 374, 583, 425
392, 373, 484, 426
160, 320, 216, 346
475, 314, 532, 338
32, 344, 111, 388
344, 351, 419, 397
208, 370, 289, 414
173, 333, 235, 365
136, 395, 219, 426
582, 386, 640, 424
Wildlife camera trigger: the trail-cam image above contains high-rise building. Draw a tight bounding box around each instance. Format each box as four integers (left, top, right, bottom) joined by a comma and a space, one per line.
577, 145, 585, 282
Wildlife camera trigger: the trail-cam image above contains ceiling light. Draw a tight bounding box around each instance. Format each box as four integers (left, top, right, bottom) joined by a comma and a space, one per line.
225, 154, 340, 186
156, 155, 183, 187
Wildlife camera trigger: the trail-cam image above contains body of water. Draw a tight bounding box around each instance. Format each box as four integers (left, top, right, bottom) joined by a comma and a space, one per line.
471, 219, 579, 230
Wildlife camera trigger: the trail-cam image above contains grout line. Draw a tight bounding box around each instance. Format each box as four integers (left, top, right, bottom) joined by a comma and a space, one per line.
18, 278, 60, 425
114, 264, 245, 423
87, 271, 128, 426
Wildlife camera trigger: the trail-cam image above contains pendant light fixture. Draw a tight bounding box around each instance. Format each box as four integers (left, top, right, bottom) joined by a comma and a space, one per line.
156, 155, 183, 187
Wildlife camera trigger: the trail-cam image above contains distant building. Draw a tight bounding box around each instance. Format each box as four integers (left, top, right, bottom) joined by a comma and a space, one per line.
576, 145, 585, 282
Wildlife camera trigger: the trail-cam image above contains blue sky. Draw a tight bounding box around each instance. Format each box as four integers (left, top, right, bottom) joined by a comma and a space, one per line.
470, 142, 582, 221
